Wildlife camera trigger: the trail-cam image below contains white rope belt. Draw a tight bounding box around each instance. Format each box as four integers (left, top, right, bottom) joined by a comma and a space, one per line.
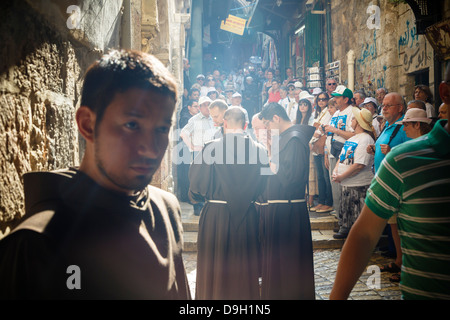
208, 199, 306, 205
206, 200, 228, 204
255, 199, 306, 205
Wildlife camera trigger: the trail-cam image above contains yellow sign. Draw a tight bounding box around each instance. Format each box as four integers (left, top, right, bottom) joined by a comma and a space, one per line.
220, 14, 247, 36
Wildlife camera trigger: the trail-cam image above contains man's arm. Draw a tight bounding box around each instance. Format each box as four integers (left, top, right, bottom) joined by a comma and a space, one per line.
329, 204, 387, 300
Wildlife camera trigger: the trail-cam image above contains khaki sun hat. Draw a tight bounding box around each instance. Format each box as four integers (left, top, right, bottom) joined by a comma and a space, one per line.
352, 107, 373, 132
395, 108, 432, 125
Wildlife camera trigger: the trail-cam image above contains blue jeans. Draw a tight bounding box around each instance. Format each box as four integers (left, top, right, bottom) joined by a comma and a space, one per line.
313, 154, 333, 207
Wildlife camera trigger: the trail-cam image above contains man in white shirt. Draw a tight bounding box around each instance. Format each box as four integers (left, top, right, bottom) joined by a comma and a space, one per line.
324, 85, 355, 233
180, 96, 216, 153
180, 96, 216, 215
230, 92, 249, 126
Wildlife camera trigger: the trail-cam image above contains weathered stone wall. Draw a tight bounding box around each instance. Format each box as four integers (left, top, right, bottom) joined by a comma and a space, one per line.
330, 0, 449, 102
0, 0, 123, 236
142, 0, 190, 194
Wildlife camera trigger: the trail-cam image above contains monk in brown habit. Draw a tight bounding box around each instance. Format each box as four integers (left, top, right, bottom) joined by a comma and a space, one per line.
258, 102, 316, 300
0, 50, 190, 299
189, 107, 269, 300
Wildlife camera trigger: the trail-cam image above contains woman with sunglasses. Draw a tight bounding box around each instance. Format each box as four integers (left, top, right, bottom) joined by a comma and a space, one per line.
296, 98, 317, 209
309, 93, 334, 213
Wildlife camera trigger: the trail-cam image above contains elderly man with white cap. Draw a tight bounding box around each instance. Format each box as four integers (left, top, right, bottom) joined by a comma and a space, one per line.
230, 92, 249, 125
180, 96, 216, 215
361, 97, 381, 137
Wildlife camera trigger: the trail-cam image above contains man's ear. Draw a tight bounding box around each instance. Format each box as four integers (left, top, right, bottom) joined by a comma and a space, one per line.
439, 82, 450, 105
273, 115, 280, 123
223, 119, 228, 130
76, 106, 96, 143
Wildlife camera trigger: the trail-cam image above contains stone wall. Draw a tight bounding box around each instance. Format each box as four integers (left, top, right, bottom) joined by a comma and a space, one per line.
329, 0, 450, 102
0, 0, 123, 236
0, 0, 190, 237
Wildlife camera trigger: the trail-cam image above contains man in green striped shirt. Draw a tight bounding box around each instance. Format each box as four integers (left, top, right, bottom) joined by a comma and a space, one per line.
330, 65, 450, 300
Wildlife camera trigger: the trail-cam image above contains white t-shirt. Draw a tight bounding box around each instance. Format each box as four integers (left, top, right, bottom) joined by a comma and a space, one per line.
279, 97, 297, 122
330, 105, 355, 144
425, 102, 435, 118
336, 133, 375, 187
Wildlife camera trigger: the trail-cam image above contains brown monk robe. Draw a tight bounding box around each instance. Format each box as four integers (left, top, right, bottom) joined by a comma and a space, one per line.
258, 103, 316, 300
189, 108, 269, 300
261, 124, 316, 300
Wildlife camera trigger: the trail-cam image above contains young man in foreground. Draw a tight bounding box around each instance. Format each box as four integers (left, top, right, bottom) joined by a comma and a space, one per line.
0, 49, 191, 299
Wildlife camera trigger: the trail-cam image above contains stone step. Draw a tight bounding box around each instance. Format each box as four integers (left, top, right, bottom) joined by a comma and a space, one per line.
180, 202, 344, 252
182, 213, 339, 232
183, 229, 345, 252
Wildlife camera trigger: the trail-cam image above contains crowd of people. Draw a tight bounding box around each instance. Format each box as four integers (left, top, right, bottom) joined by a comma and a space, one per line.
0, 49, 447, 301
178, 58, 450, 300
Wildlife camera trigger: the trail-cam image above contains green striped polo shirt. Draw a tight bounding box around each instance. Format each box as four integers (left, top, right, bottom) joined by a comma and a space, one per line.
365, 120, 450, 300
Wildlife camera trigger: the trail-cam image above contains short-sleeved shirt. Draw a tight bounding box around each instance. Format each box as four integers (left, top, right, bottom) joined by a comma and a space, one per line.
365, 120, 450, 300
336, 133, 374, 187
374, 116, 410, 172
330, 106, 355, 144
180, 113, 216, 151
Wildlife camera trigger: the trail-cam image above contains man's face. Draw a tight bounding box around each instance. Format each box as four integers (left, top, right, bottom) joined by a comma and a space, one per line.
252, 117, 268, 145
262, 116, 280, 132
197, 78, 204, 85
188, 102, 199, 115
438, 103, 448, 120
190, 90, 200, 101
286, 68, 293, 78
209, 107, 225, 127
88, 88, 174, 194
376, 89, 386, 104
199, 102, 210, 117
334, 95, 348, 110
382, 94, 403, 124
232, 97, 241, 106
354, 93, 364, 106
326, 79, 337, 92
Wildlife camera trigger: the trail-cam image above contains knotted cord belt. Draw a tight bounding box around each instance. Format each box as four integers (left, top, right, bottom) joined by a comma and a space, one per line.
207, 199, 306, 205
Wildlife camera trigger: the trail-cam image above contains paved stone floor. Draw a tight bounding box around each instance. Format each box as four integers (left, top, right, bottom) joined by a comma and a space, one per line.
182, 249, 402, 300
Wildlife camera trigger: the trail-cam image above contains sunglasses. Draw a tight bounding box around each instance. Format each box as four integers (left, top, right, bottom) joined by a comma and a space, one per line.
327, 83, 337, 86
318, 98, 329, 101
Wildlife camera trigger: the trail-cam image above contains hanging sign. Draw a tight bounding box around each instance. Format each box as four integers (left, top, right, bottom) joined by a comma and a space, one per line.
220, 14, 247, 36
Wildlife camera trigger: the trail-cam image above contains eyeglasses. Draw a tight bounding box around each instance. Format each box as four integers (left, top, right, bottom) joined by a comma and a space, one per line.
382, 104, 402, 109
327, 82, 337, 86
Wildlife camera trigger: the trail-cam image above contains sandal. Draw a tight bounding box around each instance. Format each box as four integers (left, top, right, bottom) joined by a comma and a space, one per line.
309, 205, 322, 212
380, 263, 401, 273
389, 272, 401, 283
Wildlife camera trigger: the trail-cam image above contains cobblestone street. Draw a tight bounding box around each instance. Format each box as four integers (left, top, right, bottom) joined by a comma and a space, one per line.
183, 248, 402, 300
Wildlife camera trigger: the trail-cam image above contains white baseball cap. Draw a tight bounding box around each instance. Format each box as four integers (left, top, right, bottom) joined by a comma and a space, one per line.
199, 96, 212, 105
362, 97, 378, 106
312, 87, 323, 95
